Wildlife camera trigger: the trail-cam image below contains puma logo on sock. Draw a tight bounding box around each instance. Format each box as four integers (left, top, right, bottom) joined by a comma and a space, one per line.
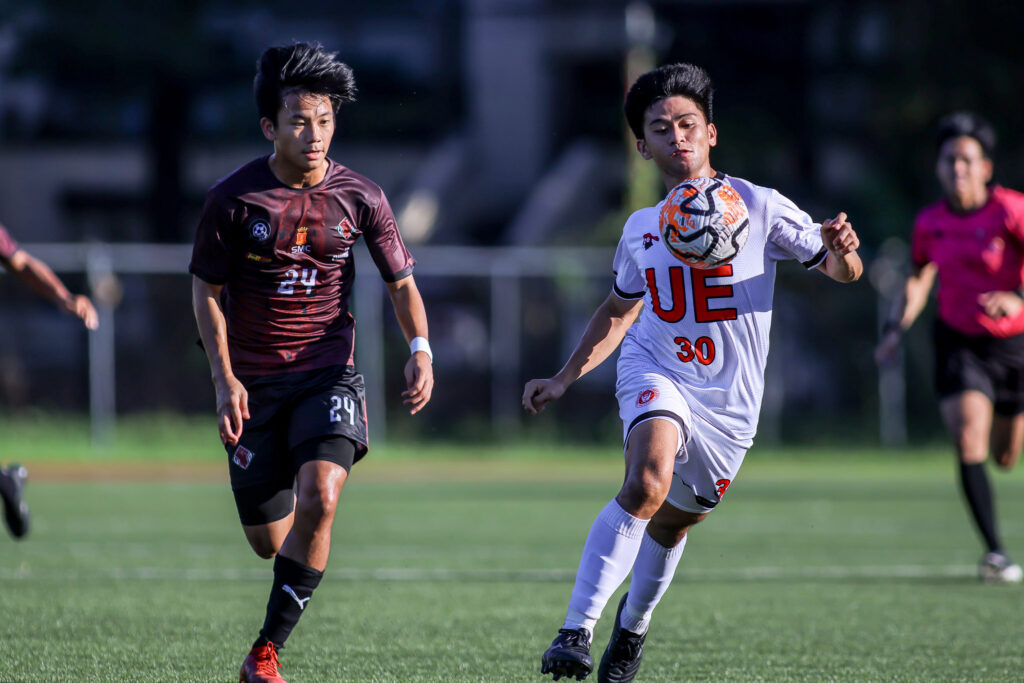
282, 585, 310, 610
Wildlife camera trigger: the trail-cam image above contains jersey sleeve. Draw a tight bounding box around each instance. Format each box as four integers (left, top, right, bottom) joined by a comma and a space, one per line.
612, 232, 645, 299
361, 188, 415, 282
0, 223, 19, 261
764, 190, 827, 268
188, 192, 232, 285
1001, 187, 1024, 244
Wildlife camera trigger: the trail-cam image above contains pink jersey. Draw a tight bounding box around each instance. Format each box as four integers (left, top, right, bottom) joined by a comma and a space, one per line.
912, 186, 1024, 337
0, 223, 19, 260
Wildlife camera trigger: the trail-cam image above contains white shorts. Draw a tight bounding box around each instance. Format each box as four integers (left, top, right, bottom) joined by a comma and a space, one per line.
615, 367, 748, 514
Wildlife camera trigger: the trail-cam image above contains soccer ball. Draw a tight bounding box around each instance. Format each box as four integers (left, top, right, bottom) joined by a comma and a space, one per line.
659, 177, 750, 269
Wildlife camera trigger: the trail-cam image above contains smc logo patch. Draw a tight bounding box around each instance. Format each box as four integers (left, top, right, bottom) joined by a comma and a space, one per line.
248, 219, 271, 242
232, 445, 254, 470
291, 226, 311, 254
636, 388, 659, 407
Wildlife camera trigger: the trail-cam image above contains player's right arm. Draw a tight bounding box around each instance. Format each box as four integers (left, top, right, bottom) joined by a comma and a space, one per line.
1, 248, 98, 330
522, 292, 642, 415
192, 276, 249, 445
874, 261, 937, 364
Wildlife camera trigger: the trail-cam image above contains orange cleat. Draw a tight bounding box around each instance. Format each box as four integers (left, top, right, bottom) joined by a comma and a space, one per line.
239, 642, 286, 683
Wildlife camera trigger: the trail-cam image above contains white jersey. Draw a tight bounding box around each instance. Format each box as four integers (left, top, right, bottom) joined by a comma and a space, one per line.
612, 173, 827, 445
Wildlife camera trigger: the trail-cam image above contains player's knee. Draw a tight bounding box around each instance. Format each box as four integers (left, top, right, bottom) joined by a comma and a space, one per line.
295, 486, 339, 523
954, 434, 987, 464
619, 470, 672, 514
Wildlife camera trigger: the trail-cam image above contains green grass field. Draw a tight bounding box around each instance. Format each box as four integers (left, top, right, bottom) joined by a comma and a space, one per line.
1, 419, 1024, 681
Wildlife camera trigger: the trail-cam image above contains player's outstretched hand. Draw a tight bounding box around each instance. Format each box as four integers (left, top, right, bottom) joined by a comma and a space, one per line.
820, 212, 859, 256
402, 353, 434, 414
67, 294, 99, 330
522, 378, 567, 415
979, 290, 1024, 320
215, 375, 249, 446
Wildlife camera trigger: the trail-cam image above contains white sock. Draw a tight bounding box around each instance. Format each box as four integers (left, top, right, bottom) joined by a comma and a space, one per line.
620, 531, 687, 634
562, 499, 649, 634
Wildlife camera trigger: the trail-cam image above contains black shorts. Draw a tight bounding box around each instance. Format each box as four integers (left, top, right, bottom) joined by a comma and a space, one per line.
934, 320, 1024, 415
225, 364, 368, 494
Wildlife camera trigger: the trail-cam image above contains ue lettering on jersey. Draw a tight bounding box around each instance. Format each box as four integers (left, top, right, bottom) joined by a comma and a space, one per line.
912, 185, 1024, 338
612, 173, 827, 444
189, 157, 415, 376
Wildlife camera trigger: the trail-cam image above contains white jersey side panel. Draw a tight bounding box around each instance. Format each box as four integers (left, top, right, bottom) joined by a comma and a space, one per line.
612, 174, 826, 443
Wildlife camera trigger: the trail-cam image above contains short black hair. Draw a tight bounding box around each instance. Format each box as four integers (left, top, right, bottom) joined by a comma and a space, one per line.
624, 63, 714, 139
935, 111, 996, 159
254, 42, 357, 123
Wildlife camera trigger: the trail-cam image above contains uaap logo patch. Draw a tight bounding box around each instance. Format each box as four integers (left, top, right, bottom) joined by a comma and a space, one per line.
636, 388, 659, 407
248, 219, 271, 242
232, 445, 254, 470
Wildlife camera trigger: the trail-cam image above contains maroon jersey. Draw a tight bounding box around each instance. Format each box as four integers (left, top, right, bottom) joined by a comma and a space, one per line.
0, 223, 19, 260
189, 156, 415, 376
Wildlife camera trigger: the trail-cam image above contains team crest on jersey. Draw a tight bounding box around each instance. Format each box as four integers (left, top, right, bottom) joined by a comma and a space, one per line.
636, 388, 659, 407
291, 226, 311, 254
248, 219, 271, 242
982, 236, 1005, 272
642, 233, 660, 250
334, 218, 359, 240
232, 445, 254, 470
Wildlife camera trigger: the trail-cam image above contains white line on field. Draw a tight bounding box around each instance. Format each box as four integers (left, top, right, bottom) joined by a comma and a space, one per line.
0, 564, 979, 582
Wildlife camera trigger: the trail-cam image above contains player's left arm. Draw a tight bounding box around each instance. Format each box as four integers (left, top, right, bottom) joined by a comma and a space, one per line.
816, 212, 863, 283
385, 274, 434, 414
1, 248, 98, 329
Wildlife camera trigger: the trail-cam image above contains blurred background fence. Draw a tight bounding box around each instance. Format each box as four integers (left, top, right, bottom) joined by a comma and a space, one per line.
5, 241, 907, 450
1, 0, 1022, 450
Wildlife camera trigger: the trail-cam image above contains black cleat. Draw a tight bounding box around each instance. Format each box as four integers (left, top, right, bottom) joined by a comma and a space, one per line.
541, 627, 594, 681
598, 594, 646, 683
0, 463, 30, 539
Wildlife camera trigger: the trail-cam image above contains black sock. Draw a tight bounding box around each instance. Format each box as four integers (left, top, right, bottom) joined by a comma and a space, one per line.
959, 462, 1002, 553
255, 555, 324, 649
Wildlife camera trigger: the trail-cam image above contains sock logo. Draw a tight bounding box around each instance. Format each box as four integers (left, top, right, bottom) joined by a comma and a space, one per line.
282, 585, 310, 611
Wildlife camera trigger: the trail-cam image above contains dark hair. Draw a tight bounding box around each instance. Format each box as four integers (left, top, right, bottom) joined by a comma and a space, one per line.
624, 63, 714, 139
254, 42, 357, 123
934, 111, 996, 159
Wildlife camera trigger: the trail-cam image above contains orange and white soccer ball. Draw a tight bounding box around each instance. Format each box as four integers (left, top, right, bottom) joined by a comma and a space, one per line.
659, 177, 750, 269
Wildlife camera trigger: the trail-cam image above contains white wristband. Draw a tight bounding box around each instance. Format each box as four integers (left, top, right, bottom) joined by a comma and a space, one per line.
410, 336, 433, 363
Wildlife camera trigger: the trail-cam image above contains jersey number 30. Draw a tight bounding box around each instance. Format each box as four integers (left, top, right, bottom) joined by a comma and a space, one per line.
646, 265, 735, 366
